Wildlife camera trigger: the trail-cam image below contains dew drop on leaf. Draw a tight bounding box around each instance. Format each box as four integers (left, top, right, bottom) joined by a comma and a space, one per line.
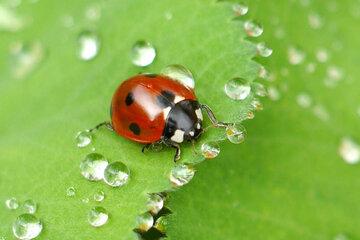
287, 46, 305, 65
75, 130, 93, 148
23, 200, 37, 214
146, 194, 164, 215
154, 216, 168, 233
5, 197, 19, 210
0, 5, 23, 32
296, 92, 312, 108
131, 40, 156, 67
12, 214, 42, 240
85, 4, 101, 21
252, 82, 267, 97
267, 86, 281, 101
258, 66, 270, 80
201, 142, 220, 159
169, 164, 195, 187
251, 99, 263, 111
316, 48, 329, 63
256, 42, 273, 57
82, 198, 89, 204
232, 3, 248, 16
77, 31, 100, 61
61, 15, 74, 28
161, 64, 195, 89
226, 123, 246, 144
66, 187, 76, 197
88, 206, 108, 227
80, 153, 109, 181
224, 78, 251, 100
305, 62, 316, 73
135, 212, 154, 232
339, 137, 360, 164
93, 190, 105, 202
244, 20, 263, 37
333, 233, 350, 240
103, 161, 130, 187
312, 104, 330, 121
308, 12, 323, 29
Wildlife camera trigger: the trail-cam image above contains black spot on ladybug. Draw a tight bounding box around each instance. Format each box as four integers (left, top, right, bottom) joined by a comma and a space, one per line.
144, 73, 158, 78
129, 123, 141, 135
125, 92, 134, 106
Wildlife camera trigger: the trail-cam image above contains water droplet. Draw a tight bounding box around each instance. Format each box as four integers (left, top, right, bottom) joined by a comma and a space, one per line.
164, 11, 173, 20
10, 41, 45, 79
251, 99, 263, 111
334, 233, 350, 240
161, 64, 195, 89
103, 161, 130, 187
252, 82, 267, 97
224, 78, 251, 100
82, 198, 89, 204
226, 123, 246, 144
61, 15, 74, 28
80, 153, 109, 181
312, 104, 329, 121
256, 42, 273, 57
308, 12, 323, 29
93, 190, 105, 202
296, 93, 312, 108
85, 4, 101, 21
267, 86, 281, 101
201, 142, 220, 159
324, 65, 343, 88
232, 3, 248, 16
5, 197, 19, 210
131, 40, 156, 67
88, 206, 108, 227
154, 216, 167, 233
135, 212, 154, 232
146, 194, 164, 215
305, 62, 316, 73
339, 137, 360, 164
288, 47, 305, 65
258, 66, 270, 79
77, 31, 100, 61
169, 164, 195, 187
0, 5, 23, 32
23, 200, 37, 214
66, 187, 76, 197
12, 214, 42, 240
244, 20, 263, 37
316, 48, 329, 63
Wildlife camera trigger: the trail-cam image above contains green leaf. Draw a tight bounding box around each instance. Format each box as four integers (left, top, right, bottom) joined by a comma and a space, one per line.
166, 0, 360, 239
0, 0, 260, 239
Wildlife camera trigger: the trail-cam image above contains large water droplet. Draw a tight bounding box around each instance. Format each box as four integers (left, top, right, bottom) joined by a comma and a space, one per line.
93, 190, 105, 202
103, 161, 130, 187
23, 200, 37, 214
0, 5, 23, 32
244, 20, 263, 37
226, 123, 246, 144
288, 47, 305, 65
339, 137, 360, 164
131, 40, 156, 67
224, 78, 251, 100
5, 197, 19, 210
170, 164, 195, 187
201, 142, 220, 159
296, 93, 312, 108
88, 206, 108, 227
66, 187, 76, 197
80, 153, 108, 181
154, 216, 167, 233
12, 214, 42, 240
135, 212, 154, 232
256, 42, 273, 57
75, 130, 92, 148
146, 194, 164, 215
232, 3, 248, 16
77, 31, 100, 61
161, 64, 195, 89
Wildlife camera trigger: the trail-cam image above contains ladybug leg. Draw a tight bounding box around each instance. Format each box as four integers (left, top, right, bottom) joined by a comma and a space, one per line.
200, 104, 229, 128
142, 140, 164, 154
171, 143, 181, 162
89, 121, 113, 133
142, 144, 151, 153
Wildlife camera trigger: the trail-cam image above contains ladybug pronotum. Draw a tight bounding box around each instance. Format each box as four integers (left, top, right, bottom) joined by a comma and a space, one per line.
91, 74, 227, 161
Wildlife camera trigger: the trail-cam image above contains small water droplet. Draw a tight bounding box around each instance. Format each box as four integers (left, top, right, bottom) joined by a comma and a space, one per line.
232, 3, 248, 16
146, 194, 164, 215
164, 11, 173, 20
103, 161, 130, 187
82, 198, 89, 204
305, 62, 316, 73
12, 214, 42, 240
252, 82, 267, 97
5, 197, 19, 210
258, 66, 270, 79
308, 12, 323, 29
226, 123, 246, 144
77, 31, 100, 61
324, 65, 343, 88
66, 187, 76, 197
0, 5, 23, 32
339, 137, 360, 164
288, 47, 305, 65
88, 206, 108, 227
93, 190, 105, 202
23, 200, 37, 214
312, 104, 329, 121
80, 153, 109, 181
161, 64, 195, 89
61, 15, 74, 28
131, 40, 156, 67
316, 48, 329, 63
201, 142, 220, 159
224, 78, 251, 100
244, 20, 263, 37
267, 86, 281, 101
334, 233, 350, 240
170, 164, 195, 187
135, 212, 153, 232
75, 130, 92, 148
296, 93, 312, 108
154, 216, 167, 233
251, 99, 263, 111
85, 4, 101, 21
256, 42, 273, 57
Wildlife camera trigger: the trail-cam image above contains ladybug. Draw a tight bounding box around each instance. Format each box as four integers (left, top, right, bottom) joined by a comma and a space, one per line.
91, 74, 227, 161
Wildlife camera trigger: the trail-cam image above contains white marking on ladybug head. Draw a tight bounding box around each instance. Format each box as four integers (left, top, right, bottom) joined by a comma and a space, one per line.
195, 108, 203, 120
196, 123, 201, 129
174, 95, 185, 103
171, 129, 184, 143
163, 106, 171, 120
189, 131, 195, 137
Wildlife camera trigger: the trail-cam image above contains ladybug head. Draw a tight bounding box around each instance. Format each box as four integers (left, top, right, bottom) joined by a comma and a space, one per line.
163, 100, 203, 144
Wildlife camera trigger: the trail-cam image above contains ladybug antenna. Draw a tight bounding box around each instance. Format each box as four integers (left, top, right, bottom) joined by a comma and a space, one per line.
89, 121, 113, 133
200, 104, 230, 128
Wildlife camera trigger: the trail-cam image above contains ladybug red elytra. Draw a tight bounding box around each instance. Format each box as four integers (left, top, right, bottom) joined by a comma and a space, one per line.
91, 74, 227, 161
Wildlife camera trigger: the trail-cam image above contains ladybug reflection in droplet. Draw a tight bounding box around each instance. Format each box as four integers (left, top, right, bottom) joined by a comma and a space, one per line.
91, 74, 228, 161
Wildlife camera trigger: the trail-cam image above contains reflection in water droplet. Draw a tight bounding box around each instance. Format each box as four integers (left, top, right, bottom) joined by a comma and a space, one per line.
66, 187, 76, 197
296, 93, 312, 108
170, 164, 195, 187
5, 197, 19, 210
316, 48, 329, 63
226, 123, 246, 144
252, 82, 267, 97
244, 20, 263, 37
0, 5, 23, 32
12, 214, 42, 240
267, 86, 281, 101
136, 212, 153, 232
78, 31, 100, 61
154, 216, 167, 233
201, 142, 220, 159
256, 42, 273, 57
88, 206, 108, 227
339, 137, 360, 164
312, 104, 329, 121
224, 78, 251, 100
23, 200, 37, 214
161, 64, 195, 89
232, 3, 248, 16
288, 47, 305, 65
85, 4, 101, 21
80, 153, 108, 181
146, 194, 164, 215
93, 190, 105, 202
103, 161, 130, 187
131, 40, 156, 67
75, 130, 92, 148
10, 41, 45, 79
308, 12, 323, 29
